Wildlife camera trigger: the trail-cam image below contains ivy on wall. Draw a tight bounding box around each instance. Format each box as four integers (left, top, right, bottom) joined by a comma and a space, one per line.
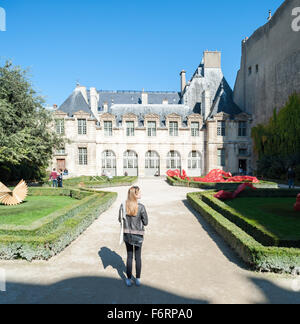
251, 93, 300, 180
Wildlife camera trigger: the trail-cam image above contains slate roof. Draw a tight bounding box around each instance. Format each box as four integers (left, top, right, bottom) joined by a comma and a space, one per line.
58, 78, 243, 123
58, 89, 96, 118
108, 104, 199, 128
208, 78, 242, 119
95, 90, 181, 111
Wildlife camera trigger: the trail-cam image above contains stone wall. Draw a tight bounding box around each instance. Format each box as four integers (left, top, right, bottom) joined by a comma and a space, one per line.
233, 0, 300, 126
205, 113, 252, 175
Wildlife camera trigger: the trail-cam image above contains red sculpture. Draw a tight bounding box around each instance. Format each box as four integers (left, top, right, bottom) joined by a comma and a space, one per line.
166, 169, 191, 182
167, 169, 260, 184
214, 183, 257, 200
294, 194, 300, 212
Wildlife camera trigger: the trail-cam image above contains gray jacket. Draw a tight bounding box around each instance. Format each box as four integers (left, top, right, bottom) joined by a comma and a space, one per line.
119, 202, 149, 246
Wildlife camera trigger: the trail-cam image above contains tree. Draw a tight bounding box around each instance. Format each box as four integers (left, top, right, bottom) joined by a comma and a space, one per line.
0, 61, 64, 182
251, 93, 300, 179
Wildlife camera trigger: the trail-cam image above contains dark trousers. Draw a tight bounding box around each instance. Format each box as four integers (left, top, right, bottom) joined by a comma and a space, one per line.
289, 179, 295, 189
125, 242, 142, 279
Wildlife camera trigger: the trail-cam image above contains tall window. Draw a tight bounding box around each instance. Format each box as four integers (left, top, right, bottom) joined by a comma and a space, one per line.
167, 151, 181, 169
239, 149, 248, 156
218, 149, 225, 167
145, 151, 160, 169
217, 121, 226, 137
78, 119, 87, 135
104, 121, 113, 137
238, 121, 247, 137
78, 148, 88, 165
188, 151, 201, 169
169, 121, 179, 136
102, 150, 116, 169
147, 121, 157, 137
55, 119, 65, 135
124, 151, 138, 169
191, 122, 200, 137
126, 121, 135, 137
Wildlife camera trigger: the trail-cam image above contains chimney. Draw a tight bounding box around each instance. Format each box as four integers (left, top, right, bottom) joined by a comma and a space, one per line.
162, 99, 168, 105
202, 89, 211, 120
76, 84, 88, 103
103, 102, 108, 113
90, 87, 99, 119
141, 90, 148, 105
180, 70, 186, 95
203, 51, 221, 69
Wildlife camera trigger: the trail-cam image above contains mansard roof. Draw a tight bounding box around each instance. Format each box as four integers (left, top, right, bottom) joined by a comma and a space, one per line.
95, 90, 181, 110
208, 78, 242, 119
107, 104, 199, 128
58, 89, 96, 118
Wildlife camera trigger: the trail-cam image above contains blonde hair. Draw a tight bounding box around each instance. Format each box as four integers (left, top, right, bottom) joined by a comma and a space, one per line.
126, 186, 140, 217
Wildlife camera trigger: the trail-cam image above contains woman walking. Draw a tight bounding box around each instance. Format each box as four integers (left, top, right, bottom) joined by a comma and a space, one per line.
119, 186, 148, 287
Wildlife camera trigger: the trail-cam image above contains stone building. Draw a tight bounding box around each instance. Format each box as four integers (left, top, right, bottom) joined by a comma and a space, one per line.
52, 51, 252, 178
234, 0, 300, 126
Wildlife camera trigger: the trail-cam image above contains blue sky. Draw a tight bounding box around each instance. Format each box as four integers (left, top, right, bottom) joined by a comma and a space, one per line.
0, 0, 283, 106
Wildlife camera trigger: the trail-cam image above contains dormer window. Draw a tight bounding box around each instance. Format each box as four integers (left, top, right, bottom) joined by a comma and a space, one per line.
191, 122, 200, 137
238, 121, 247, 137
217, 121, 226, 137
126, 121, 135, 137
169, 121, 179, 136
55, 119, 65, 135
104, 121, 113, 137
148, 121, 157, 137
78, 119, 87, 135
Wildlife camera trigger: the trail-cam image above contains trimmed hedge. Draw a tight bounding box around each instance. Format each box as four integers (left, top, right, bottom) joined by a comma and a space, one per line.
0, 188, 117, 261
60, 176, 138, 189
201, 189, 300, 248
187, 192, 300, 274
167, 176, 278, 190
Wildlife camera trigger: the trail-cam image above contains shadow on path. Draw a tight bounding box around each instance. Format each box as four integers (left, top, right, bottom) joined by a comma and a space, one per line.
99, 247, 127, 281
0, 277, 209, 304
249, 277, 300, 304
183, 199, 249, 271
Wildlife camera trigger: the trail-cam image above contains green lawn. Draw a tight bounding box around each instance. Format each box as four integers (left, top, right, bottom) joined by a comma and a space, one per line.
0, 196, 76, 226
226, 197, 300, 241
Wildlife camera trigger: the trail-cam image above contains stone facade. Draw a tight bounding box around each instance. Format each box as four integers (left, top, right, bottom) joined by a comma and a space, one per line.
233, 0, 300, 126
52, 51, 252, 178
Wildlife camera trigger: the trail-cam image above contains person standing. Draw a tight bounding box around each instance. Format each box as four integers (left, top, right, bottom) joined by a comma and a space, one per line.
49, 168, 59, 188
288, 167, 296, 189
58, 170, 63, 188
119, 186, 148, 287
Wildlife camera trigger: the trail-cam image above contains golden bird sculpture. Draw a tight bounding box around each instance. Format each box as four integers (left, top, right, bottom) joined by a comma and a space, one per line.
0, 180, 28, 206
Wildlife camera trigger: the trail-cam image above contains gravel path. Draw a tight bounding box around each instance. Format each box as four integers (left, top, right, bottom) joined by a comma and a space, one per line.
0, 178, 299, 304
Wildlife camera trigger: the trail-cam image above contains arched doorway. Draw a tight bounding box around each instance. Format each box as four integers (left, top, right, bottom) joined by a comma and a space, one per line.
167, 151, 181, 171
102, 150, 117, 176
188, 151, 202, 177
124, 150, 138, 176
145, 151, 160, 176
